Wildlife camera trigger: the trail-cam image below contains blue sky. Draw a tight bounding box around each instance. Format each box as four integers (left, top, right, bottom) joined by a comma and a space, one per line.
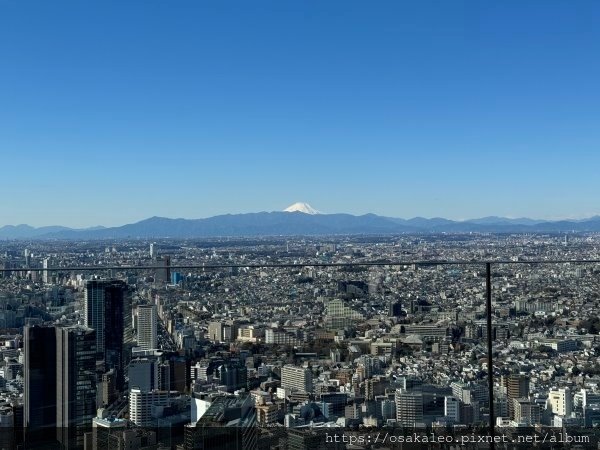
1, 1, 599, 227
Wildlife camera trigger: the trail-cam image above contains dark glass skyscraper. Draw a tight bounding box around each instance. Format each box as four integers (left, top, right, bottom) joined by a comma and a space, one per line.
56, 326, 97, 449
23, 326, 57, 444
84, 279, 130, 390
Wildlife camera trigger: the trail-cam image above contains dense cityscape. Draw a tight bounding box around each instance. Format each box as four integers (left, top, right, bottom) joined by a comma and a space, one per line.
0, 233, 599, 448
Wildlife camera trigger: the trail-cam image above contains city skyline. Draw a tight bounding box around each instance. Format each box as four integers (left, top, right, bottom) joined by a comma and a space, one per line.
2, 0, 600, 227
3, 1, 600, 447
7, 233, 600, 448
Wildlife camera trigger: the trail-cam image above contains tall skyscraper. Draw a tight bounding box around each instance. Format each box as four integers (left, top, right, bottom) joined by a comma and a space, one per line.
42, 258, 51, 284
24, 326, 57, 443
395, 390, 424, 426
137, 304, 158, 350
504, 374, 530, 419
155, 255, 171, 284
84, 279, 130, 389
85, 280, 105, 356
56, 326, 97, 448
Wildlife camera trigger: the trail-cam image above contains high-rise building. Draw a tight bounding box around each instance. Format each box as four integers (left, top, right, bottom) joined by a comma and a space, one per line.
548, 387, 573, 417
24, 326, 57, 443
84, 279, 130, 389
89, 409, 127, 450
389, 300, 403, 317
56, 326, 97, 448
444, 396, 460, 422
129, 388, 170, 427
155, 255, 171, 284
575, 389, 600, 409
281, 365, 313, 394
381, 398, 396, 421
504, 375, 530, 419
215, 362, 248, 392
128, 358, 160, 392
168, 357, 188, 392
395, 390, 424, 426
100, 369, 117, 407
208, 322, 225, 343
150, 243, 156, 258
137, 304, 158, 350
184, 394, 256, 450
513, 398, 541, 425
42, 258, 51, 284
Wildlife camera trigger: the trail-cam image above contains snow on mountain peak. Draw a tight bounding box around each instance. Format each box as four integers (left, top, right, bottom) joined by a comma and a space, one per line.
283, 202, 321, 215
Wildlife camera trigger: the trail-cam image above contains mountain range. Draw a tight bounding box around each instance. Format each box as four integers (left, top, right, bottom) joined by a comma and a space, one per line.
2, 204, 600, 239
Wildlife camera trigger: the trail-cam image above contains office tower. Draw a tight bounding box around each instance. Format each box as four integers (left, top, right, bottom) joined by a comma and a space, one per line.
208, 321, 224, 342
548, 387, 573, 417
281, 365, 313, 394
169, 357, 188, 392
24, 249, 31, 268
585, 404, 600, 427
137, 304, 158, 350
42, 258, 51, 284
171, 271, 184, 285
89, 409, 127, 450
444, 396, 460, 422
577, 389, 600, 409
389, 300, 403, 317
150, 243, 156, 258
184, 394, 256, 450
23, 326, 57, 442
100, 369, 117, 407
208, 321, 238, 343
129, 388, 170, 427
84, 279, 129, 389
381, 398, 396, 421
504, 375, 530, 419
215, 362, 248, 392
513, 398, 541, 425
128, 358, 160, 392
155, 255, 171, 284
395, 390, 424, 426
56, 326, 97, 448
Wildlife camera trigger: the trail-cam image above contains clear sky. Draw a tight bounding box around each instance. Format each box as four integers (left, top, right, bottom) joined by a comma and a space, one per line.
1, 1, 599, 227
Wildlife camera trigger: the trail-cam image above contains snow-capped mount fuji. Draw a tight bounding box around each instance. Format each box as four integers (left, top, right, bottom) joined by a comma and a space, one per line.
283, 202, 321, 215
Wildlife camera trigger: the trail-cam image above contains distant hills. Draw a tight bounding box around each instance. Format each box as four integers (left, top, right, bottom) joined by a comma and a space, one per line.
2, 210, 600, 239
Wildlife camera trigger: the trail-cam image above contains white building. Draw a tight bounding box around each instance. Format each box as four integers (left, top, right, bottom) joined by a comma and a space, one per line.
281, 365, 313, 393
129, 388, 169, 427
137, 305, 158, 350
548, 387, 573, 417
